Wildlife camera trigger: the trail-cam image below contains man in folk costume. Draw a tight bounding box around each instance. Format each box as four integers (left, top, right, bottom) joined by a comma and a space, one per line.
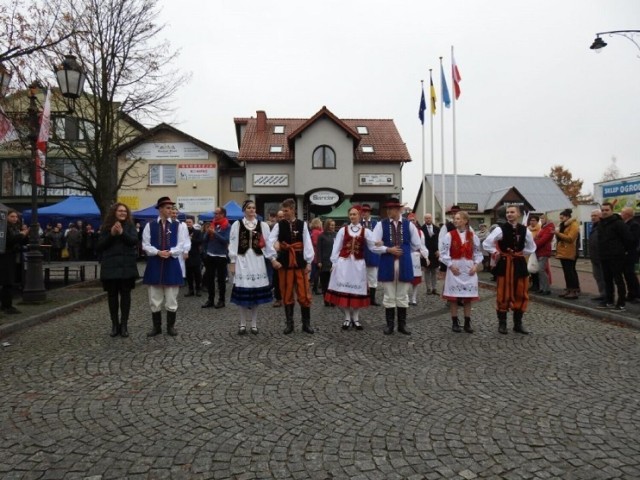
360, 204, 381, 306
371, 196, 429, 335
142, 197, 190, 337
267, 198, 315, 334
482, 204, 536, 334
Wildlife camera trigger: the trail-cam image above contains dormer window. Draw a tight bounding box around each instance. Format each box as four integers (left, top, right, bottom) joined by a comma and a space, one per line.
273, 125, 285, 134
270, 145, 283, 153
356, 126, 368, 135
362, 145, 374, 153
312, 145, 336, 169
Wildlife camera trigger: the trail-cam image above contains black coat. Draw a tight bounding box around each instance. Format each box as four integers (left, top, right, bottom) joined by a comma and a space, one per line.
186, 228, 203, 267
421, 223, 440, 265
96, 222, 139, 281
0, 224, 28, 285
596, 214, 634, 260
316, 231, 336, 272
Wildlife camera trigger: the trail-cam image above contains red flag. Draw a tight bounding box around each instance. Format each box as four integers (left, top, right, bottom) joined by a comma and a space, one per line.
0, 107, 18, 144
35, 88, 51, 186
452, 53, 462, 99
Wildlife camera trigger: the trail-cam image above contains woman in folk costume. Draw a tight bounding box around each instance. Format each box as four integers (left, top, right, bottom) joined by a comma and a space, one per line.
325, 205, 379, 330
407, 213, 425, 306
228, 200, 273, 334
439, 210, 484, 333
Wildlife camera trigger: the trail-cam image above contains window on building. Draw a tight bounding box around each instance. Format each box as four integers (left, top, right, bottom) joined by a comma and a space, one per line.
46, 158, 86, 189
270, 145, 283, 153
361, 145, 374, 153
53, 116, 95, 142
230, 175, 245, 192
273, 125, 285, 134
356, 126, 368, 135
312, 145, 336, 169
149, 164, 177, 185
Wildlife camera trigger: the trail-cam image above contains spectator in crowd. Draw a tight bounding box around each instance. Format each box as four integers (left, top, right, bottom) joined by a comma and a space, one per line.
201, 206, 231, 309
588, 209, 606, 302
555, 208, 580, 299
82, 224, 98, 260
268, 198, 315, 334
309, 217, 323, 295
45, 224, 64, 261
534, 214, 555, 296
421, 213, 441, 296
228, 200, 273, 334
483, 205, 536, 334
361, 204, 381, 306
620, 206, 639, 303
142, 196, 189, 336
0, 210, 28, 314
596, 202, 633, 311
270, 210, 285, 307
184, 217, 204, 297
316, 219, 337, 306
96, 203, 139, 337
65, 223, 82, 261
439, 210, 483, 333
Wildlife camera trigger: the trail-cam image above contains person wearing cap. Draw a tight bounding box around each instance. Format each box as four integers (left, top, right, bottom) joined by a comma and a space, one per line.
228, 199, 273, 334
360, 204, 381, 306
482, 204, 536, 334
371, 196, 429, 335
325, 205, 378, 330
267, 198, 315, 334
142, 196, 190, 337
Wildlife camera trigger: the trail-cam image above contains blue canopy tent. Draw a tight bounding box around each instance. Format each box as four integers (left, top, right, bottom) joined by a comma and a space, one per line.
198, 200, 245, 222
133, 204, 187, 222
22, 196, 102, 228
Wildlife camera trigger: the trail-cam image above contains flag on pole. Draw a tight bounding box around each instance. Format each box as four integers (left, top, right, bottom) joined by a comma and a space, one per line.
418, 84, 426, 125
441, 64, 451, 108
35, 88, 51, 186
429, 75, 437, 116
452, 53, 462, 99
0, 107, 19, 144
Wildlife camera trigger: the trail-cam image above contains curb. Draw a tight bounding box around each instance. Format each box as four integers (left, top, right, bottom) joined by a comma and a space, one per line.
479, 280, 640, 331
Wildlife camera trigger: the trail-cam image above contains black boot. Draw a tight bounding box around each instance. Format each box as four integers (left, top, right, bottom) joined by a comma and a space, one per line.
120, 317, 129, 338
498, 311, 508, 335
166, 310, 178, 336
147, 311, 162, 337
369, 288, 380, 306
108, 294, 120, 337
463, 316, 474, 333
383, 308, 395, 335
283, 304, 294, 335
513, 310, 530, 335
110, 317, 120, 337
397, 308, 411, 335
301, 306, 314, 334
451, 316, 462, 333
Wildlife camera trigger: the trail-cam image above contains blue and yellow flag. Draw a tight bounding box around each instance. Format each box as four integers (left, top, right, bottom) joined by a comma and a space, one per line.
418, 85, 426, 125
429, 76, 437, 116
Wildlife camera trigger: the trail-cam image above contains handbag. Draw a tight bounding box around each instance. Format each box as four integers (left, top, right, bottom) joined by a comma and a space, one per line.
61, 247, 70, 259
527, 252, 539, 274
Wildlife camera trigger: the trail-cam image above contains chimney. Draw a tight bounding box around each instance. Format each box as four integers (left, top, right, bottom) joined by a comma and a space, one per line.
256, 110, 267, 133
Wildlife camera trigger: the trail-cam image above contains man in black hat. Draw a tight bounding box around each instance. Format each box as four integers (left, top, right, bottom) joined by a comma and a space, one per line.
142, 196, 190, 336
371, 196, 428, 335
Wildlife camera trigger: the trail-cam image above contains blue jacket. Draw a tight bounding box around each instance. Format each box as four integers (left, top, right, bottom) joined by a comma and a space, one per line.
203, 222, 231, 257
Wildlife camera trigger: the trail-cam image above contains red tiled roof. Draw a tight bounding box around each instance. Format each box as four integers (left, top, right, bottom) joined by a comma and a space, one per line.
234, 107, 411, 163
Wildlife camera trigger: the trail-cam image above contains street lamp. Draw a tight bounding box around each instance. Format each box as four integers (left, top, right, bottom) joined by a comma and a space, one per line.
12, 54, 86, 303
590, 30, 640, 56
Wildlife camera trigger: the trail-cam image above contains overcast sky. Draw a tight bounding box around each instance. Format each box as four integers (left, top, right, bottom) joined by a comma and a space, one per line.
157, 0, 640, 206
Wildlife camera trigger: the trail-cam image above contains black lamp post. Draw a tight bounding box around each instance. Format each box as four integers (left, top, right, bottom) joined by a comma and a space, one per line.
590, 30, 640, 55
19, 54, 86, 303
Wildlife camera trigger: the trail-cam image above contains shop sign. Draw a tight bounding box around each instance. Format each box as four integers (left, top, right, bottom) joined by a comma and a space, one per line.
310, 190, 339, 206
176, 196, 215, 213
178, 163, 216, 180
601, 179, 640, 213
457, 202, 478, 211
126, 142, 209, 160
359, 174, 394, 186
253, 174, 289, 187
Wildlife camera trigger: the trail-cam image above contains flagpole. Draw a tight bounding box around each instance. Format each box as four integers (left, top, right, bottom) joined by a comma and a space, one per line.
451, 46, 458, 205
420, 80, 426, 217
438, 58, 446, 223
429, 75, 435, 220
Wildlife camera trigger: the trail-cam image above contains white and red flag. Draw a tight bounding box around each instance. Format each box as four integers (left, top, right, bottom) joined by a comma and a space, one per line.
35, 88, 51, 186
452, 53, 462, 99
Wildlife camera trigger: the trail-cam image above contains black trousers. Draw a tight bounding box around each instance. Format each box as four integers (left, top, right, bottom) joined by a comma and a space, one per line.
203, 255, 227, 302
601, 257, 626, 306
623, 256, 640, 300
186, 264, 202, 293
560, 259, 580, 290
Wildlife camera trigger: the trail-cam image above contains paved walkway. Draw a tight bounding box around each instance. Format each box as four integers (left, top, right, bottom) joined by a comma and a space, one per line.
0, 264, 639, 479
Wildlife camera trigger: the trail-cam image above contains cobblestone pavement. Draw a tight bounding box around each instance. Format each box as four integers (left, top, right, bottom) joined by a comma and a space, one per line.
1, 282, 639, 479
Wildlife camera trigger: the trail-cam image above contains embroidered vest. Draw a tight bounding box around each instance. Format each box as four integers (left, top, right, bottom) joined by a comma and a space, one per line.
339, 225, 365, 260
276, 219, 306, 269
378, 218, 413, 282
237, 221, 264, 256
450, 229, 474, 260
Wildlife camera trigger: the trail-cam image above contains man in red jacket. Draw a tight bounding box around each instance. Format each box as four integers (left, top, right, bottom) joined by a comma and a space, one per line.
534, 214, 555, 295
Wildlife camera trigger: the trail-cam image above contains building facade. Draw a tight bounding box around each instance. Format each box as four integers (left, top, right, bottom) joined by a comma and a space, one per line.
234, 106, 411, 220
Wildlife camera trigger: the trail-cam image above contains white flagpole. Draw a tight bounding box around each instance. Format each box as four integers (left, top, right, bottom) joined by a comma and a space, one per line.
451, 46, 458, 205
421, 80, 426, 217
428, 73, 435, 219
438, 59, 446, 224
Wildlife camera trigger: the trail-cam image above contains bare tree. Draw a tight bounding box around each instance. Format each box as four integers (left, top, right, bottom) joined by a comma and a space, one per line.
601, 156, 622, 182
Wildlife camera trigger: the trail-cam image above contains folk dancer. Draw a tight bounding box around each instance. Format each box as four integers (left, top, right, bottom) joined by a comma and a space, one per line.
482, 204, 536, 334
142, 197, 190, 336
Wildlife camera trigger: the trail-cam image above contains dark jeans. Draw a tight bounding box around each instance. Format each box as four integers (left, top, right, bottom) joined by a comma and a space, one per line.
560, 259, 580, 290
601, 257, 626, 306
186, 264, 202, 293
203, 255, 227, 303
623, 256, 640, 300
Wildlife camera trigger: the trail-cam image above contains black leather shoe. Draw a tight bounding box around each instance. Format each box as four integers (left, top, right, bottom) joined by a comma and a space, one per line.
214, 301, 225, 309
201, 301, 214, 308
